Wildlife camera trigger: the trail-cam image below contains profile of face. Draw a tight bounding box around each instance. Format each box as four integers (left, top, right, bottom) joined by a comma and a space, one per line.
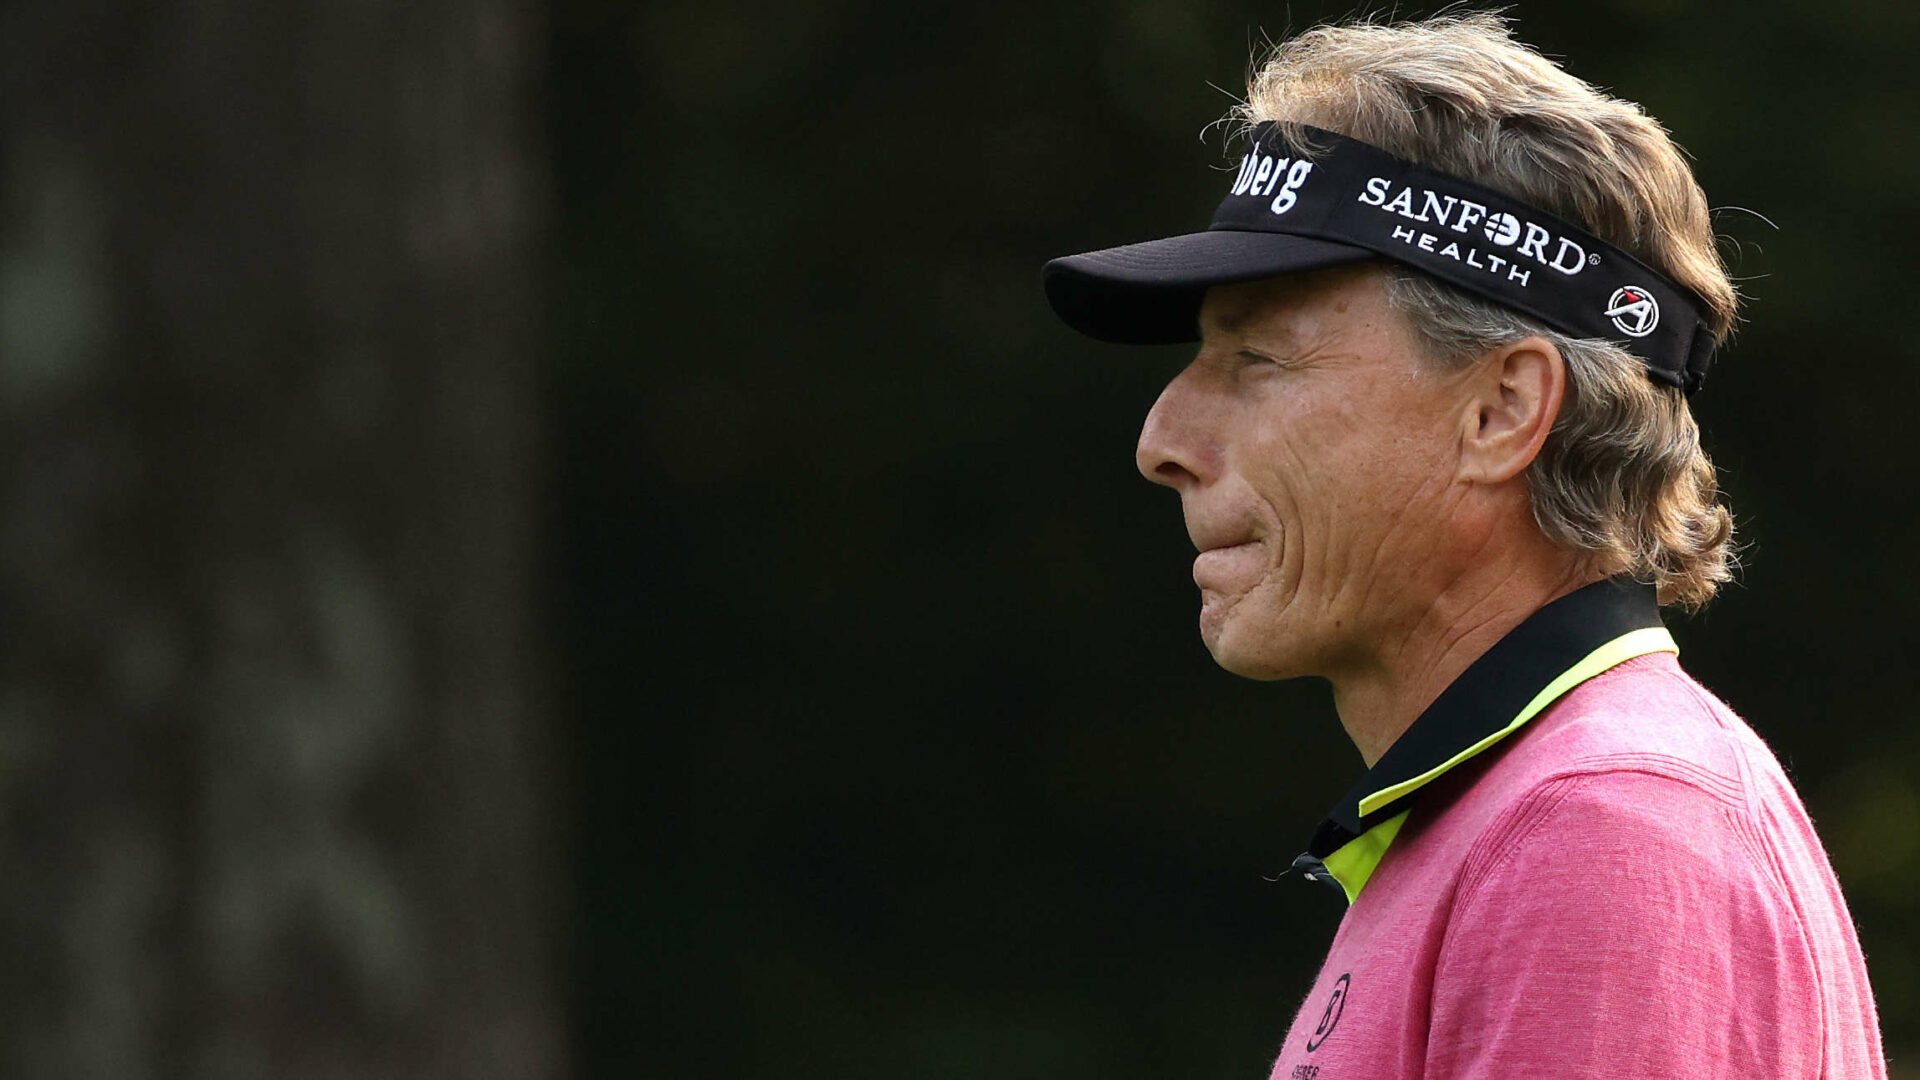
1134, 265, 1505, 680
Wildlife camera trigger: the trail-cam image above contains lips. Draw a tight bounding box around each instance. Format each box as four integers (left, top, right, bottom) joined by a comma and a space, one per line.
1192, 539, 1266, 587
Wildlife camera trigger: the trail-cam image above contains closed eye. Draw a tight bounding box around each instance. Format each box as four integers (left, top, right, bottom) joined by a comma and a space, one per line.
1238, 347, 1298, 369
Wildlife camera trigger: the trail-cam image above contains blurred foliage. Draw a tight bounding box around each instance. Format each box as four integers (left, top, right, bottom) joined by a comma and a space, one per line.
552, 1, 1920, 1076
2, 0, 558, 1072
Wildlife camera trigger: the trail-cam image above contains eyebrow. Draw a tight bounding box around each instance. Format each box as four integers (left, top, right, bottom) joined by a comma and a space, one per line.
1199, 302, 1255, 340
1200, 301, 1299, 350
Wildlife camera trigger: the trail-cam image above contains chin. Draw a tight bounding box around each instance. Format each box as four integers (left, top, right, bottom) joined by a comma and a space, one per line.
1204, 616, 1307, 682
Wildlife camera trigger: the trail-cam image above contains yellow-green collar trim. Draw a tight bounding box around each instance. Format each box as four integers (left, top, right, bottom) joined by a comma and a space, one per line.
1356, 626, 1676, 817
1298, 578, 1676, 905
1318, 810, 1410, 904
1317, 627, 1675, 903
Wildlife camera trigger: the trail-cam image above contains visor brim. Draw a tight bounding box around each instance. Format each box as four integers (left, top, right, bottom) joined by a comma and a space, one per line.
1042, 230, 1377, 345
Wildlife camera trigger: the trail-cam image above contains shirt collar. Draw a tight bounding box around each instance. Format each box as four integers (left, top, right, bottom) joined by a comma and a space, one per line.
1295, 576, 1676, 903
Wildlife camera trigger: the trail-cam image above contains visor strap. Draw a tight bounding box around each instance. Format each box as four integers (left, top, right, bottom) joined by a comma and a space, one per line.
1685, 321, 1715, 395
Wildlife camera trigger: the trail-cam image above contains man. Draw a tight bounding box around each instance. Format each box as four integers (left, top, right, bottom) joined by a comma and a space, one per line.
1043, 15, 1885, 1079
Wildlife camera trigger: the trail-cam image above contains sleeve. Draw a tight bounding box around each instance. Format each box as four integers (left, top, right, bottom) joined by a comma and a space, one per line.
1423, 770, 1823, 1080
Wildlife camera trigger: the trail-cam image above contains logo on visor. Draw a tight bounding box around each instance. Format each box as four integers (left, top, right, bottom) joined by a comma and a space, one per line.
1605, 286, 1661, 337
1483, 212, 1523, 246
1229, 151, 1315, 215
1355, 178, 1589, 286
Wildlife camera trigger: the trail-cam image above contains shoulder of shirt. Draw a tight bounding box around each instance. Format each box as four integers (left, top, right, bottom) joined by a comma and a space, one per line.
1470, 651, 1771, 809
1446, 653, 1789, 903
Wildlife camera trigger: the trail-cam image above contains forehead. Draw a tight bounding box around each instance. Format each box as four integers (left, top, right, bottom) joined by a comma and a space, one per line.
1197, 264, 1392, 347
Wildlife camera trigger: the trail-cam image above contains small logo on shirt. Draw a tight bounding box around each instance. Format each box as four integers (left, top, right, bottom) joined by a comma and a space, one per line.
1306, 972, 1350, 1052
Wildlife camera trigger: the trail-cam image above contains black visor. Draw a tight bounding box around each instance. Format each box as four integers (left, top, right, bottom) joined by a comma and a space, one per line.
1043, 123, 1717, 394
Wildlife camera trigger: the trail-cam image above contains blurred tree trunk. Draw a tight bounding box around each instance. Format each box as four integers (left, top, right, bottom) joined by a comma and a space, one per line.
0, 1, 560, 1077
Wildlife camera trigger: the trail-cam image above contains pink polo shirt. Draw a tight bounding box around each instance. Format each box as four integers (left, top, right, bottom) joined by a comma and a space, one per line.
1269, 649, 1886, 1079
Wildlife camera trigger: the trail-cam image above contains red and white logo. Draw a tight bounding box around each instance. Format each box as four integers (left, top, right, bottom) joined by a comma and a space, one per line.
1605, 286, 1660, 337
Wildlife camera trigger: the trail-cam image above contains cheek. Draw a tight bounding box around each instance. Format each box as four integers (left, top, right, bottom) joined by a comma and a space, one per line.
1238, 393, 1370, 526
1231, 435, 1311, 552
1241, 389, 1458, 573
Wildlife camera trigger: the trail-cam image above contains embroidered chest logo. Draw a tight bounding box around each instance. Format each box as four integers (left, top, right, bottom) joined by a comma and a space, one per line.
1306, 972, 1351, 1052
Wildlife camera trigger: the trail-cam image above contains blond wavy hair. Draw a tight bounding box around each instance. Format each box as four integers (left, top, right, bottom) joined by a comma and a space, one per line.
1240, 14, 1737, 609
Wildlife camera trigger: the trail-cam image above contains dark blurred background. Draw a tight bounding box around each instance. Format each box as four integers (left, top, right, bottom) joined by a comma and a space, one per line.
1, 0, 1915, 1076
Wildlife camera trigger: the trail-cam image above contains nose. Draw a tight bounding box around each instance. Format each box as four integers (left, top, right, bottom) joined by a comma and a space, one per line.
1135, 363, 1213, 491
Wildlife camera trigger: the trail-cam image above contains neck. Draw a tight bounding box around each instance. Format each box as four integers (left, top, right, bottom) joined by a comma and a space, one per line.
1327, 540, 1604, 767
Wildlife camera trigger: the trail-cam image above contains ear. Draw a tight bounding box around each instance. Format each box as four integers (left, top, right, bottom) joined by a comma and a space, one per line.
1456, 335, 1566, 485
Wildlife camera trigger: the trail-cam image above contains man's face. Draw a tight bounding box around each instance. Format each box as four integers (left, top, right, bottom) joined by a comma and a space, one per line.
1135, 265, 1475, 680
